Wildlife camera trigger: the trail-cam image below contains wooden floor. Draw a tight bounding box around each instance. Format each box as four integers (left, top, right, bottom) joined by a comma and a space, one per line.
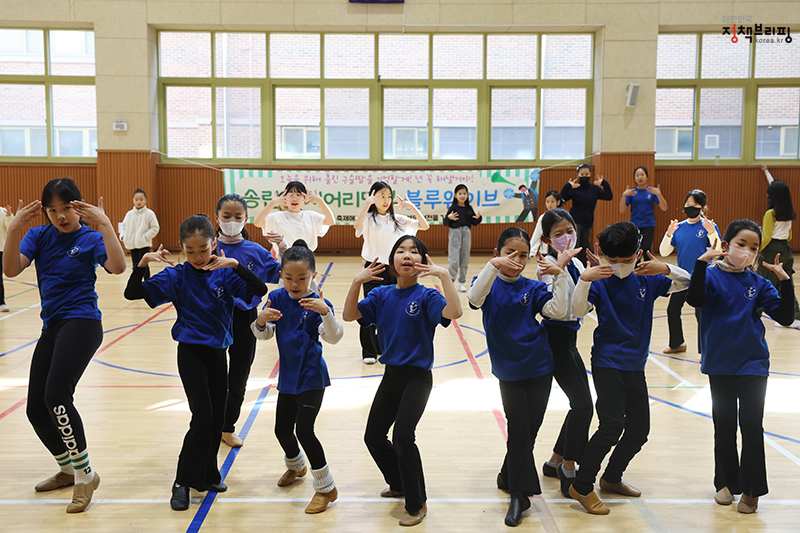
2, 253, 799, 533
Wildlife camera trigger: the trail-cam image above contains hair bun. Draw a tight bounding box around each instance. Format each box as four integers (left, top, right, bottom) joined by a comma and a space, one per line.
291, 239, 309, 249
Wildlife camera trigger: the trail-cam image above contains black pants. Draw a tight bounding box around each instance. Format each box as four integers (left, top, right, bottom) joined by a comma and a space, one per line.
667, 289, 702, 351
223, 307, 258, 434
545, 325, 593, 463
275, 389, 327, 470
573, 367, 650, 495
498, 374, 552, 496
359, 261, 396, 359
639, 226, 655, 257
130, 247, 151, 280
176, 342, 227, 490
708, 374, 768, 497
26, 319, 103, 457
758, 239, 800, 320
364, 365, 432, 514
576, 224, 593, 266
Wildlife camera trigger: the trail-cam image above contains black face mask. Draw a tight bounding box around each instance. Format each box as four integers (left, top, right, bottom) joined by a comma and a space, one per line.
684, 206, 702, 218
579, 176, 590, 185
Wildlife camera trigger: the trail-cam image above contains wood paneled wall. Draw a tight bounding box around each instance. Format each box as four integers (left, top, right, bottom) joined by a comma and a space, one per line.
2, 154, 799, 254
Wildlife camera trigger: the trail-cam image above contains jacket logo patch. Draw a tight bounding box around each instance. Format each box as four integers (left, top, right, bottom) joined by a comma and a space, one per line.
745, 286, 757, 300
406, 301, 420, 317
67, 246, 81, 257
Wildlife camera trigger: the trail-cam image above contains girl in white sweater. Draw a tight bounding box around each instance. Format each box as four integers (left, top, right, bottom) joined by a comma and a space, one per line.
119, 189, 160, 279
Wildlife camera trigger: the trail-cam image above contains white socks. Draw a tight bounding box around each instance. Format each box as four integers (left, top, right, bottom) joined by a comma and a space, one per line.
71, 448, 94, 484
285, 451, 307, 473
311, 464, 336, 493
54, 451, 73, 475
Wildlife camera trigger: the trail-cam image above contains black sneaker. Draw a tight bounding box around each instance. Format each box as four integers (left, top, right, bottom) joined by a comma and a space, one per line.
207, 482, 227, 493
559, 464, 575, 499
170, 483, 190, 511
496, 472, 509, 492
542, 461, 561, 479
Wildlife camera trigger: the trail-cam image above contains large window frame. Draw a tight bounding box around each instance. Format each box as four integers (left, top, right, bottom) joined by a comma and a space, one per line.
0, 28, 96, 162
157, 32, 594, 166
657, 32, 800, 165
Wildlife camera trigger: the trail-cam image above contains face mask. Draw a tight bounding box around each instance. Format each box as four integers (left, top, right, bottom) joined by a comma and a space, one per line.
727, 246, 755, 270
610, 261, 636, 279
684, 206, 702, 219
551, 233, 577, 253
219, 220, 245, 237
579, 176, 590, 185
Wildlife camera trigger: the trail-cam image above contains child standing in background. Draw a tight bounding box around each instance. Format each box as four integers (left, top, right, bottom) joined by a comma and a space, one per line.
687, 220, 797, 513
215, 194, 281, 448
254, 181, 335, 260
443, 184, 481, 292
4, 178, 127, 513
758, 166, 799, 327
119, 189, 160, 280
530, 190, 563, 259
0, 204, 15, 312
354, 181, 430, 364
251, 240, 343, 514
619, 167, 667, 256
124, 215, 267, 511
560, 164, 614, 266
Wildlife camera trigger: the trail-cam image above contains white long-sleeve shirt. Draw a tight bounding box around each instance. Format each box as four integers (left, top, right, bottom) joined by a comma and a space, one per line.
119, 206, 159, 250
250, 303, 344, 345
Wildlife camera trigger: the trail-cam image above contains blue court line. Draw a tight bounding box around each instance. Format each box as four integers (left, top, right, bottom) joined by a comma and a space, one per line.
649, 350, 800, 378
186, 261, 333, 533
7, 279, 38, 288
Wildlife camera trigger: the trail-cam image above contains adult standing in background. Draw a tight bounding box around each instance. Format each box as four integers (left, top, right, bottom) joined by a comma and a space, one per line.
560, 164, 614, 265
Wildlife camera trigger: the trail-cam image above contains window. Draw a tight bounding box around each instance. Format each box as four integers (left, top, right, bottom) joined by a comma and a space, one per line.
0, 29, 95, 159
159, 31, 593, 164
657, 32, 800, 163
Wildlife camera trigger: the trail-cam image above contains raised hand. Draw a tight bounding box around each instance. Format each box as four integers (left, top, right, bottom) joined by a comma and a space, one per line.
569, 177, 580, 189
646, 184, 662, 196
701, 217, 715, 234
538, 258, 564, 278
354, 259, 386, 284
8, 199, 41, 231
300, 289, 331, 315
580, 264, 614, 281
667, 219, 679, 237
71, 197, 110, 226
4, 204, 15, 217
490, 250, 525, 274
257, 299, 283, 324
594, 175, 604, 186
698, 246, 727, 263
761, 164, 768, 173
365, 192, 377, 206
204, 249, 238, 270
761, 253, 790, 281
140, 244, 175, 267
413, 254, 449, 279
447, 211, 459, 221
623, 187, 637, 197
473, 210, 482, 219
394, 195, 415, 211
634, 251, 669, 276
306, 190, 323, 205
586, 243, 602, 267
556, 247, 582, 270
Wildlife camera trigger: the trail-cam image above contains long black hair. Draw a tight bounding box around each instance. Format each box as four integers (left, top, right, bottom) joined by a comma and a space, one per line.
41, 177, 82, 225
450, 184, 471, 208
367, 181, 402, 232
180, 214, 215, 244
281, 239, 316, 272
387, 235, 428, 278
496, 227, 531, 252
215, 194, 251, 240
767, 180, 797, 222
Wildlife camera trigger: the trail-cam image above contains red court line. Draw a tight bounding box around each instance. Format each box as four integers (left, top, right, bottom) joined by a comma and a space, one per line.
0, 304, 175, 422
435, 284, 508, 440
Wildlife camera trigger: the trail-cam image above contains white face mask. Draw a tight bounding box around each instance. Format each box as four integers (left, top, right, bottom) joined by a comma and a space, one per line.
609, 262, 636, 279
219, 220, 245, 237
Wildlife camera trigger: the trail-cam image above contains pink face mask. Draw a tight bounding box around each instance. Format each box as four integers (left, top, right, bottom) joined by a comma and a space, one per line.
551, 233, 577, 253
727, 246, 755, 269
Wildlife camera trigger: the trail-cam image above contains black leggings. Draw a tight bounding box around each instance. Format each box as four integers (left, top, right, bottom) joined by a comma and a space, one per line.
667, 289, 702, 351
274, 389, 327, 469
498, 374, 553, 496
364, 365, 432, 514
176, 342, 227, 490
223, 307, 258, 434
709, 374, 768, 497
26, 319, 103, 458
573, 367, 650, 495
130, 247, 151, 280
575, 224, 593, 266
638, 226, 655, 257
545, 324, 593, 463
359, 261, 396, 358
